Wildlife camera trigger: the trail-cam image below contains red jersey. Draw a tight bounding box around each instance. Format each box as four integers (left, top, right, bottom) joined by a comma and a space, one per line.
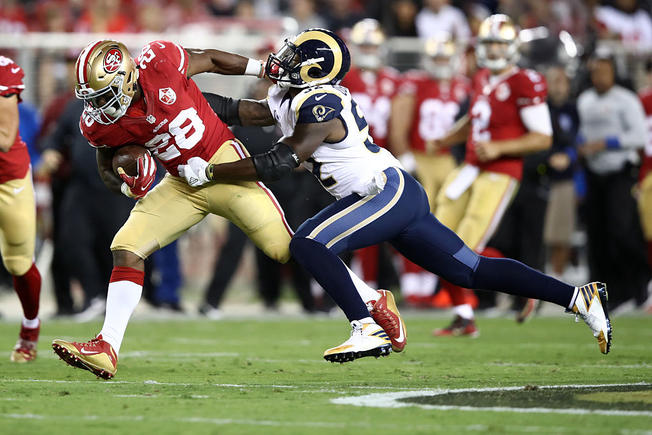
0, 55, 29, 184
341, 66, 400, 148
465, 67, 547, 180
638, 89, 652, 180
80, 40, 234, 177
400, 71, 470, 153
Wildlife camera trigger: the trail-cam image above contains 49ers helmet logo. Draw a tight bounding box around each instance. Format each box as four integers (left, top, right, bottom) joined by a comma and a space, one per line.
103, 48, 123, 73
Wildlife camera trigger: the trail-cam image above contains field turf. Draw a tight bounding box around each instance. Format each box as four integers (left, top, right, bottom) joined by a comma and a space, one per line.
1, 314, 651, 434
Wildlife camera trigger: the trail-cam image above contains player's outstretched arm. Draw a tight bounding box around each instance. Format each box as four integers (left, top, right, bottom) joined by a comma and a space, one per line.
179, 120, 336, 187
0, 94, 19, 152
203, 92, 275, 127
186, 48, 264, 78
96, 148, 123, 193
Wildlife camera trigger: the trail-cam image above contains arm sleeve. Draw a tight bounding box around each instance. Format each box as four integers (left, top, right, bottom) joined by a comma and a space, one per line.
0, 60, 25, 101
294, 92, 344, 124
516, 70, 547, 109
519, 103, 553, 135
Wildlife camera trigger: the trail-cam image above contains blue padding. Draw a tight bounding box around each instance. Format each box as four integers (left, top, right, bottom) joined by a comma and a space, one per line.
453, 245, 480, 271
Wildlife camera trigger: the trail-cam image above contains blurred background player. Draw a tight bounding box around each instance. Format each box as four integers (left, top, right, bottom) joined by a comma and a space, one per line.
577, 52, 649, 312
341, 18, 401, 290
430, 15, 553, 336
637, 59, 652, 313
543, 65, 580, 281
0, 55, 42, 362
390, 35, 470, 307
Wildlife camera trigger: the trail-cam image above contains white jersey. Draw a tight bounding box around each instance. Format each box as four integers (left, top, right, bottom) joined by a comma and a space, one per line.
267, 84, 401, 199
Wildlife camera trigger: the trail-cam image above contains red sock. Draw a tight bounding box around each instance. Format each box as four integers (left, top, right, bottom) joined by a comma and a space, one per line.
13, 263, 41, 320
443, 280, 467, 306
402, 257, 424, 274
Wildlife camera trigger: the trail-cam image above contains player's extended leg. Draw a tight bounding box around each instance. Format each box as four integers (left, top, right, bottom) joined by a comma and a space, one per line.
53, 175, 210, 379
391, 208, 612, 354
0, 170, 42, 363
291, 168, 427, 360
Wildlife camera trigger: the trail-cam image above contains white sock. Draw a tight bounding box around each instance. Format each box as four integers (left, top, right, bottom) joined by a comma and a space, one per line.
568, 287, 579, 309
100, 280, 142, 355
343, 260, 381, 304
357, 316, 375, 324
22, 317, 39, 329
454, 303, 474, 319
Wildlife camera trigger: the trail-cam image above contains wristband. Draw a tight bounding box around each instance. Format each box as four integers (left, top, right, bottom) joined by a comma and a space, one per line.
120, 182, 136, 199
245, 58, 264, 78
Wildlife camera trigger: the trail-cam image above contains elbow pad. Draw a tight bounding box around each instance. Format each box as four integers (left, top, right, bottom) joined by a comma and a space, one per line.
202, 92, 241, 126
252, 142, 300, 182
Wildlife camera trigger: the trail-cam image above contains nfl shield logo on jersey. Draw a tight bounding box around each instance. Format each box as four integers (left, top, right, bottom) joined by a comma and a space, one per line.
159, 87, 177, 105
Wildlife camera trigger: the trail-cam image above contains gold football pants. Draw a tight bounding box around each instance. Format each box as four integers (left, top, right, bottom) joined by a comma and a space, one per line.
414, 151, 457, 212
0, 169, 36, 276
435, 167, 518, 251
111, 140, 292, 263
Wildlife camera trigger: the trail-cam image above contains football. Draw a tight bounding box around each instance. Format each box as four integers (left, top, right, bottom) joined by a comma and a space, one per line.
112, 144, 150, 177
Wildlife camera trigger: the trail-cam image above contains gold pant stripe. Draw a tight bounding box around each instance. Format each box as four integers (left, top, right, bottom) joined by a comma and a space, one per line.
322, 169, 405, 249
307, 195, 375, 241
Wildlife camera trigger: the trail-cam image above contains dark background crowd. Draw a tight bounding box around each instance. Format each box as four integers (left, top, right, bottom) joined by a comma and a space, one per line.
0, 0, 650, 319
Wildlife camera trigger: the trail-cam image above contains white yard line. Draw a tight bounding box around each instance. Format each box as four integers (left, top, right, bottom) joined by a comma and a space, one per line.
331, 383, 652, 417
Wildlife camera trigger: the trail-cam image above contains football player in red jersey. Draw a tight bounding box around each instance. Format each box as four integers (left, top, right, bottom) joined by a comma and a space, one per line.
0, 56, 42, 362
341, 19, 403, 288
50, 39, 296, 379
430, 15, 553, 336
390, 36, 471, 307
637, 62, 652, 304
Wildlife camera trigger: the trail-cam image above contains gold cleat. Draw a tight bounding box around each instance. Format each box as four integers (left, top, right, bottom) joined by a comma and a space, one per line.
568, 282, 613, 354
52, 335, 117, 379
324, 321, 392, 363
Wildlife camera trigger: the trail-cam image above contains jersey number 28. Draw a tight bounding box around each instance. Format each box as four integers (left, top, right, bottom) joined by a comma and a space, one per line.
145, 108, 206, 161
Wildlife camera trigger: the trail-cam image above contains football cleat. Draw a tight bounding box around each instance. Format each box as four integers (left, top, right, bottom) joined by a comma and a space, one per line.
369, 290, 407, 352
433, 315, 479, 338
516, 298, 539, 323
567, 282, 612, 354
324, 320, 392, 363
52, 334, 117, 379
10, 324, 39, 363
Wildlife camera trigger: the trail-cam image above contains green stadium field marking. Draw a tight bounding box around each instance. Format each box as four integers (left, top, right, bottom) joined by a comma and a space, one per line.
0, 412, 577, 432
0, 378, 423, 390
331, 383, 652, 416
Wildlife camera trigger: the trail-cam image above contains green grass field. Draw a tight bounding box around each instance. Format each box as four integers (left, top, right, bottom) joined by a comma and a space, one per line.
1, 314, 651, 434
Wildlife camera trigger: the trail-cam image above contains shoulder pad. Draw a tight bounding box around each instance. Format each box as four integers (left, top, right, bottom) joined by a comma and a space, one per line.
292, 87, 345, 124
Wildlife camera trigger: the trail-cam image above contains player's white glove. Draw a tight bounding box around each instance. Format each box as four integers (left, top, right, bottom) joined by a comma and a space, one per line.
178, 157, 211, 187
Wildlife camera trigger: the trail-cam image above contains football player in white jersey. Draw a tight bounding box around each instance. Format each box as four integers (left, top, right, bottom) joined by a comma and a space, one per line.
180, 29, 613, 360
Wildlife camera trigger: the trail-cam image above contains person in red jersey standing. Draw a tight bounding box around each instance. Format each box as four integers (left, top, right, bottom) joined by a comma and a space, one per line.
341, 19, 403, 290
430, 15, 553, 336
0, 55, 42, 362
637, 60, 652, 312
390, 35, 471, 307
